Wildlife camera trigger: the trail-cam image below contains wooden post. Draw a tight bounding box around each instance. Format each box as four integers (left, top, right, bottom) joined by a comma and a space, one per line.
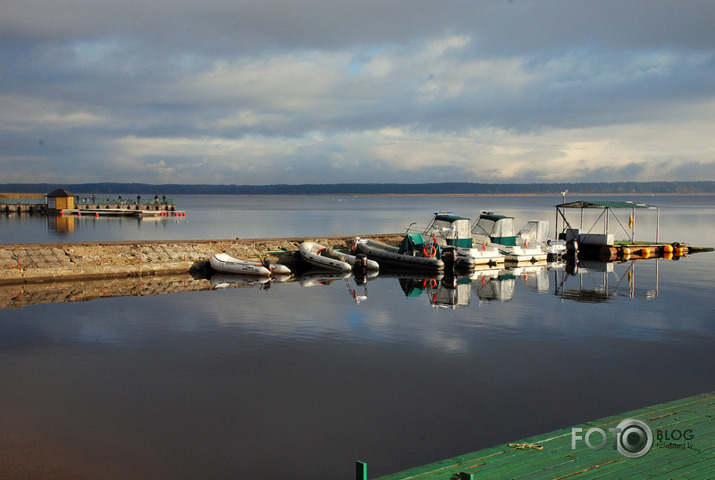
656, 207, 660, 243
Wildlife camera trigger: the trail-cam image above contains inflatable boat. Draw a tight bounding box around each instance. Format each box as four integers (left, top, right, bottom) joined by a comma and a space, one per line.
354, 235, 445, 271
299, 242, 379, 272
210, 253, 291, 276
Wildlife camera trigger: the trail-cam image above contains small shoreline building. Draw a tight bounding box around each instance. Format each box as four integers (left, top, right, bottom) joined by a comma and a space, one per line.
46, 188, 75, 214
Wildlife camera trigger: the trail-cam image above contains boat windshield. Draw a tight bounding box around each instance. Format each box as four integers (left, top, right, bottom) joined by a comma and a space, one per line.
517, 220, 550, 243
472, 215, 517, 246
425, 216, 472, 248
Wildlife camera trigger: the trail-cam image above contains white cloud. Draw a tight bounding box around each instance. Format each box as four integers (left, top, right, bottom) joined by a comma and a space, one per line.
1, 1, 714, 184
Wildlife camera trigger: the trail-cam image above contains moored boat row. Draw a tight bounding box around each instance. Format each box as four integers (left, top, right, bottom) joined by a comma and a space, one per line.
210, 210, 564, 277
210, 199, 688, 278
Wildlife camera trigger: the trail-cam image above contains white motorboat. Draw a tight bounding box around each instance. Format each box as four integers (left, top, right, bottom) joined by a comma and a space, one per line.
299, 242, 353, 272
516, 220, 567, 260
471, 213, 548, 264
209, 253, 273, 276
421, 213, 505, 267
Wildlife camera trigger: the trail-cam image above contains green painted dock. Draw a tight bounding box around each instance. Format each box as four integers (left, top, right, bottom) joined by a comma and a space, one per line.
360, 392, 713, 480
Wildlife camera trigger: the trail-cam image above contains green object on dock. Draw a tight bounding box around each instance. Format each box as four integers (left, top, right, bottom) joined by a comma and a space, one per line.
369, 392, 714, 480
356, 460, 367, 480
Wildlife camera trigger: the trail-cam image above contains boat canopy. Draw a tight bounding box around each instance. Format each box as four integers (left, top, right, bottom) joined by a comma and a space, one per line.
472, 214, 517, 246
556, 200, 657, 210
434, 213, 469, 223
425, 214, 473, 248
517, 220, 551, 244
555, 199, 661, 243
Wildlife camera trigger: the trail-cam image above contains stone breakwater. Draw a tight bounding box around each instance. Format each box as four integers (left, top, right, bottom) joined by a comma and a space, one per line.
0, 234, 404, 286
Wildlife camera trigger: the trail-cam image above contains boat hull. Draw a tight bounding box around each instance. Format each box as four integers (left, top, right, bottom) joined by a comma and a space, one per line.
209, 253, 272, 276
299, 242, 352, 272
497, 246, 548, 264
355, 239, 444, 271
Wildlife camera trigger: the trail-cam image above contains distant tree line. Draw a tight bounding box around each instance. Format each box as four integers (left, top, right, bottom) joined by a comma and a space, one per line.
1, 181, 713, 195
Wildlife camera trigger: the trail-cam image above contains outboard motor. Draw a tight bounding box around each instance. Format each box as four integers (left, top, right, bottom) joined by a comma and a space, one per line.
566, 239, 579, 261
354, 253, 368, 277
441, 246, 456, 274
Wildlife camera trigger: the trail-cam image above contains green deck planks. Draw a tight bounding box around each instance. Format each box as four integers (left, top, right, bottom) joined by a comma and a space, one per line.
369, 392, 713, 480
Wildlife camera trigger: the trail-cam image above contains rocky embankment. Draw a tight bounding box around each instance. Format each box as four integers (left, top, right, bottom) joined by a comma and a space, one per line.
0, 234, 404, 286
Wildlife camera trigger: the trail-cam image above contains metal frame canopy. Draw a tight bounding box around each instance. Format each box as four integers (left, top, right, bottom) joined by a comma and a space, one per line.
555, 200, 660, 243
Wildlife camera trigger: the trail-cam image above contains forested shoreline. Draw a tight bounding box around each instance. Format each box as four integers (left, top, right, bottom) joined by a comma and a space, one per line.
1, 181, 713, 195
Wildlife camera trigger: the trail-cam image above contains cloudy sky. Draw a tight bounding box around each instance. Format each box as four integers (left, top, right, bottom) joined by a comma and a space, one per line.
1, 0, 714, 185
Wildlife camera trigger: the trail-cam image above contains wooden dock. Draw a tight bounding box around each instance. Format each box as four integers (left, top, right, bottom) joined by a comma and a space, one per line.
597, 243, 691, 262
62, 208, 187, 218
360, 392, 713, 480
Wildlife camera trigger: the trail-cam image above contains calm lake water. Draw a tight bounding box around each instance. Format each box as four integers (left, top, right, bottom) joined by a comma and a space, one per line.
1, 194, 714, 479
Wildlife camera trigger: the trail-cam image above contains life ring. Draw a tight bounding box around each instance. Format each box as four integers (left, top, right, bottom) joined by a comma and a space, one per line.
423, 245, 437, 258
423, 278, 437, 288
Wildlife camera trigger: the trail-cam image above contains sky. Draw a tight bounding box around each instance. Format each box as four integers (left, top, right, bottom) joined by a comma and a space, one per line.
1, 0, 714, 185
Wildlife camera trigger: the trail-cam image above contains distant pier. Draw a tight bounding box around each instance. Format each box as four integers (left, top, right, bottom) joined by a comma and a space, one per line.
1, 189, 182, 217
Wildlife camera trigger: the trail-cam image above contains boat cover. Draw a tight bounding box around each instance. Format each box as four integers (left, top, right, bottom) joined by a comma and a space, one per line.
517, 220, 550, 244
428, 215, 473, 248
398, 233, 441, 259
472, 215, 517, 246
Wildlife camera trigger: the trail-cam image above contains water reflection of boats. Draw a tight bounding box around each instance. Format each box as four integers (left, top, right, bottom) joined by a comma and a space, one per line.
298, 270, 352, 287
472, 268, 515, 303
553, 259, 659, 302
428, 276, 472, 309
210, 274, 270, 289
398, 277, 442, 298
507, 264, 550, 293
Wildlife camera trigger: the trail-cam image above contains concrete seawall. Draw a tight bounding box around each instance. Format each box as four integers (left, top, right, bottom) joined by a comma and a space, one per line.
0, 234, 404, 286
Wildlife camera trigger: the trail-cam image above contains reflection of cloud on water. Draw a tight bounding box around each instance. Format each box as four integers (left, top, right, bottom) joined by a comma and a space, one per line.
76, 322, 129, 346
2, 257, 712, 353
